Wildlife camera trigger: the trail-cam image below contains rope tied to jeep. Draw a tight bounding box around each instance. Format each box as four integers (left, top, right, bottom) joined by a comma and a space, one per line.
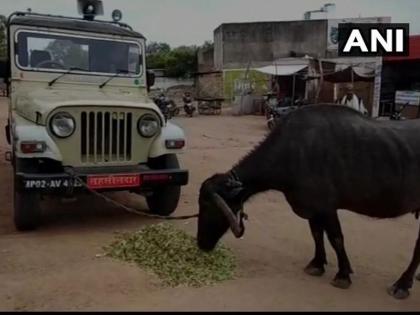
65, 170, 199, 221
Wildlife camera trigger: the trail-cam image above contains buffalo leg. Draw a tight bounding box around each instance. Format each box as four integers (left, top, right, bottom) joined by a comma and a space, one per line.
305, 217, 327, 277
388, 225, 420, 300
324, 212, 354, 289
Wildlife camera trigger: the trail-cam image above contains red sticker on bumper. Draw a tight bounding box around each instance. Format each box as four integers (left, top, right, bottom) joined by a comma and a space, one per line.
87, 174, 141, 189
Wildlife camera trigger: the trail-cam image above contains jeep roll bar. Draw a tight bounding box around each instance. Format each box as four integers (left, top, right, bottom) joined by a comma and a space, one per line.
7, 11, 134, 31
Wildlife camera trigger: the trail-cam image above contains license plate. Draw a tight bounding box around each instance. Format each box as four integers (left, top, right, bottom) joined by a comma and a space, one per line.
87, 174, 141, 189
24, 179, 83, 189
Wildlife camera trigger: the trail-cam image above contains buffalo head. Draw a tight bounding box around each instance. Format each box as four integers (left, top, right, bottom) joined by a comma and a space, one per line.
197, 173, 246, 252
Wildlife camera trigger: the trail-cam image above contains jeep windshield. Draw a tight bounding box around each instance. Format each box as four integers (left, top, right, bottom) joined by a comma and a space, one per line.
15, 31, 143, 77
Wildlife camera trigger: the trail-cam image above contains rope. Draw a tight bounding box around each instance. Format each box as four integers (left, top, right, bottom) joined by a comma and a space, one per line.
66, 170, 199, 221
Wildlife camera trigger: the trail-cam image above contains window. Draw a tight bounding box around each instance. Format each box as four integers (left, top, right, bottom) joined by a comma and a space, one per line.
16, 31, 143, 76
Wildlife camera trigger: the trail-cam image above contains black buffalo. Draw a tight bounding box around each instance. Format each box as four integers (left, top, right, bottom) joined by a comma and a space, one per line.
197, 104, 420, 300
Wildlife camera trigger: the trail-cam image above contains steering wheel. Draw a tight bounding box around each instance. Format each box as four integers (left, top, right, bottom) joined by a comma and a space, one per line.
35, 60, 66, 69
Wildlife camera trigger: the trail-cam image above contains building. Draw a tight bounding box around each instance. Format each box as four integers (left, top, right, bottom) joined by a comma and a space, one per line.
197, 16, 390, 117
214, 20, 327, 70
196, 46, 223, 99
380, 35, 420, 119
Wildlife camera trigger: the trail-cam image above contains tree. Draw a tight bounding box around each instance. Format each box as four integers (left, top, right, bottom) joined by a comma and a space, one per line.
0, 15, 7, 61
146, 41, 198, 78
146, 42, 171, 55
146, 42, 171, 70
202, 40, 214, 52
165, 46, 198, 78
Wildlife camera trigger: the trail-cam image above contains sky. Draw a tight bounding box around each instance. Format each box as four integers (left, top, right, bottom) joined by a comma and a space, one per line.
1, 0, 420, 47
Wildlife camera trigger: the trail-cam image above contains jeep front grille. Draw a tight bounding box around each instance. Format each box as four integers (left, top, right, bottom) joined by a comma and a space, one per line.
81, 111, 132, 163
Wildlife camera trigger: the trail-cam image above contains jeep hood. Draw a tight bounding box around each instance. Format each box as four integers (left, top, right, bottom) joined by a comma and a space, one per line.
15, 87, 162, 125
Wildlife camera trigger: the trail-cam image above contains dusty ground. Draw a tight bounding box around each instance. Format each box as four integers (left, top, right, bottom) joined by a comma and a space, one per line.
0, 97, 420, 311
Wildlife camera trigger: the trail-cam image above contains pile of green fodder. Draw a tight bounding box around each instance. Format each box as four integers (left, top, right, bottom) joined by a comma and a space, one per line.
104, 223, 236, 288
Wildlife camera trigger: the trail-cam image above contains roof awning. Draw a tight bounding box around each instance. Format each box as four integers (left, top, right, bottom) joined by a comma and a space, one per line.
255, 64, 308, 76
323, 66, 375, 83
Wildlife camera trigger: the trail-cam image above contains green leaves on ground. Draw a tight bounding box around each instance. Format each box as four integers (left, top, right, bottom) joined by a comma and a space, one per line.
104, 223, 236, 288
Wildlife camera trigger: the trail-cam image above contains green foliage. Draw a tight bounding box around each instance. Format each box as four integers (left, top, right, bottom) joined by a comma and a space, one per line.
146, 41, 172, 71
104, 223, 236, 288
146, 42, 171, 55
165, 46, 198, 78
146, 41, 199, 78
202, 40, 214, 52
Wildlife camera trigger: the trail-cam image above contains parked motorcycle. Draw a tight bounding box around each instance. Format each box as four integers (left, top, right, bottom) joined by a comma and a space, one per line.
183, 93, 196, 117
153, 93, 180, 120
266, 96, 305, 131
264, 93, 279, 120
167, 100, 181, 118
390, 103, 408, 121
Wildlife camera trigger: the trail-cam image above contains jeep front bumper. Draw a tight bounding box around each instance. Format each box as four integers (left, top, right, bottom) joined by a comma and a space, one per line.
15, 165, 189, 194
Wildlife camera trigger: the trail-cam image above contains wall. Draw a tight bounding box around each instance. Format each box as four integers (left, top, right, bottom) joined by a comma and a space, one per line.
214, 20, 328, 70
223, 69, 270, 102
401, 106, 420, 119
195, 69, 269, 102
196, 72, 224, 99
153, 77, 194, 91
318, 81, 335, 103
214, 26, 224, 71
271, 20, 327, 60
197, 47, 215, 73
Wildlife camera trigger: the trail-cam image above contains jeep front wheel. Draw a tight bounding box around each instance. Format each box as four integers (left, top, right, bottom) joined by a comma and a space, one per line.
14, 189, 41, 231
146, 155, 181, 216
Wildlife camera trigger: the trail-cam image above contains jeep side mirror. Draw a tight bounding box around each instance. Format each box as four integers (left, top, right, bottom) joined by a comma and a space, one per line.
146, 70, 155, 92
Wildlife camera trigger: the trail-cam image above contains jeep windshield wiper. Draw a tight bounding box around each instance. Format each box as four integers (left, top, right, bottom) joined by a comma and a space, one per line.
48, 67, 86, 87
99, 69, 134, 89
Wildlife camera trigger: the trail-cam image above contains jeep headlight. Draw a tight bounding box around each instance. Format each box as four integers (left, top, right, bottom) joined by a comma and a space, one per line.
50, 112, 76, 138
138, 114, 159, 138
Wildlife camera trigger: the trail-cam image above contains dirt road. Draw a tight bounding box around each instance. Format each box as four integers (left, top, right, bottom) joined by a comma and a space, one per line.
1, 98, 420, 311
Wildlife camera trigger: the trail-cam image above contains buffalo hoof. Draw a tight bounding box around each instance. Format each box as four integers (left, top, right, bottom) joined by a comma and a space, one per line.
304, 265, 325, 277
387, 285, 410, 300
331, 277, 352, 290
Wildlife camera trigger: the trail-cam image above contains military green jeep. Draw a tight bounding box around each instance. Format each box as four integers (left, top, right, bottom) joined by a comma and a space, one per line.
0, 2, 189, 231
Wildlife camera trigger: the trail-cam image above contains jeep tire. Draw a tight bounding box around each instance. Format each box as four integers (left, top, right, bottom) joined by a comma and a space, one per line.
13, 160, 42, 231
14, 184, 41, 232
146, 154, 181, 216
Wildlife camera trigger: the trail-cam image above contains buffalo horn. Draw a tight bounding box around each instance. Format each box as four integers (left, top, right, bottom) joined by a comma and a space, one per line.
211, 193, 244, 238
